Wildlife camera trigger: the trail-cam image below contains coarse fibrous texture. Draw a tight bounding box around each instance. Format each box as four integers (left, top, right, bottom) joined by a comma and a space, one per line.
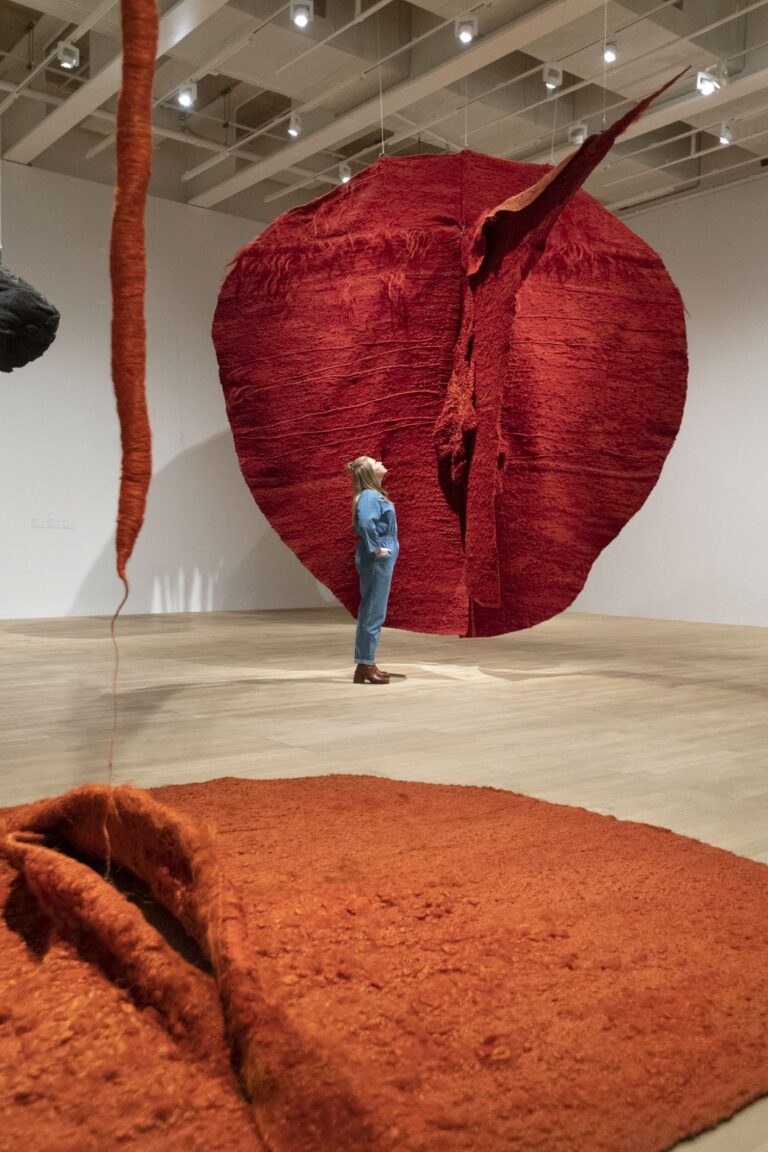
213, 83, 687, 637
110, 0, 158, 586
0, 267, 60, 373
2, 774, 767, 1152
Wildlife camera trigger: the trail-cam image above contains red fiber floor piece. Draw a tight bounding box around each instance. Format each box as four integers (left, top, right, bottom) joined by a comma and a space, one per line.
213, 149, 687, 636
2, 775, 767, 1152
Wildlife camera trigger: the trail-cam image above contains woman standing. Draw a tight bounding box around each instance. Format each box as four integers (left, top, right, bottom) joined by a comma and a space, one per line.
346, 455, 400, 685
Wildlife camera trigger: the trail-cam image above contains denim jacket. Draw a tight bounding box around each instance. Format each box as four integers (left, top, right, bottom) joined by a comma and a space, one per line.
355, 489, 398, 556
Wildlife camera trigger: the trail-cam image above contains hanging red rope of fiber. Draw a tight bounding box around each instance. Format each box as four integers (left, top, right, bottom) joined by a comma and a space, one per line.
111, 0, 158, 595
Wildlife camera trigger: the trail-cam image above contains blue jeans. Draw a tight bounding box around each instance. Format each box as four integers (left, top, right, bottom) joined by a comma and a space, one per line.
354, 538, 398, 664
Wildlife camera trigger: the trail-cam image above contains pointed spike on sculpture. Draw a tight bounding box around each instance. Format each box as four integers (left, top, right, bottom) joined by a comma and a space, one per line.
467, 68, 691, 279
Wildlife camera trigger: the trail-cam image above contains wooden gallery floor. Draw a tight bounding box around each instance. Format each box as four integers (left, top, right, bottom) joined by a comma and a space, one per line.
1, 607, 767, 1151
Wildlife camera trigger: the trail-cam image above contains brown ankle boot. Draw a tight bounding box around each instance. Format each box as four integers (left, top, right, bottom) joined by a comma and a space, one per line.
353, 664, 390, 684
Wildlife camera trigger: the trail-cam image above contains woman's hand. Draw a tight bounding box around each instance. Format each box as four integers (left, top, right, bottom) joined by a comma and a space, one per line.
375, 547, 392, 558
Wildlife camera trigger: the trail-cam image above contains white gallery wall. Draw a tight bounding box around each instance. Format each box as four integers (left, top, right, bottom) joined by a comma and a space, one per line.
571, 175, 768, 627
0, 162, 334, 618
1, 162, 766, 626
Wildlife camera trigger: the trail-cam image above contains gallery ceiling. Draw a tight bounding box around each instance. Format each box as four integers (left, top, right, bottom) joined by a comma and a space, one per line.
1, 0, 766, 222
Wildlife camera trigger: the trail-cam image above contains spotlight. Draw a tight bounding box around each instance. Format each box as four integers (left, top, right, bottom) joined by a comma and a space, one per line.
288, 111, 302, 138
696, 69, 720, 97
290, 1, 313, 28
543, 62, 563, 92
719, 120, 733, 145
455, 15, 478, 45
568, 121, 588, 146
56, 40, 80, 70
603, 40, 617, 64
177, 81, 197, 109
339, 162, 352, 184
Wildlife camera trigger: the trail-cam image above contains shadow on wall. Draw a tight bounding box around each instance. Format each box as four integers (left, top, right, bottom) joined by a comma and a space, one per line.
70, 432, 337, 615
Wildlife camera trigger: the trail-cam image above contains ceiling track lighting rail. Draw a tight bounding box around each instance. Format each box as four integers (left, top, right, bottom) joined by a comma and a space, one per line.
495, 0, 768, 164
187, 0, 689, 193
278, 0, 394, 73
601, 107, 768, 170
268, 26, 766, 212
604, 124, 768, 188
610, 151, 768, 213
182, 0, 500, 184
0, 75, 323, 187
175, 0, 768, 208
85, 2, 291, 160
0, 0, 117, 117
353, 0, 764, 179
601, 97, 768, 169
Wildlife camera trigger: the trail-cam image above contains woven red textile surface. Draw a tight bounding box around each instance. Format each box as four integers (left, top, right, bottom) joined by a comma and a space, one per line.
2, 775, 767, 1151
213, 147, 687, 637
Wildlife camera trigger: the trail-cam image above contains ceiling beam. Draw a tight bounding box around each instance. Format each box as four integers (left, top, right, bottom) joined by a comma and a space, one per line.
188, 0, 610, 208
0, 76, 336, 193
5, 0, 122, 37
0, 15, 68, 82
4, 0, 232, 165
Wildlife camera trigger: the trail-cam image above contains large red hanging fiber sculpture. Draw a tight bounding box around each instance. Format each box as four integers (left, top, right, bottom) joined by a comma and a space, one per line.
214, 79, 688, 637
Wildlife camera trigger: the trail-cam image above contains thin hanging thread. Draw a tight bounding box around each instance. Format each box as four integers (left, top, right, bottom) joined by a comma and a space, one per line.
102, 583, 128, 880
377, 13, 385, 155
0, 116, 3, 264
549, 91, 559, 164
463, 75, 469, 149
106, 582, 129, 787
602, 0, 609, 127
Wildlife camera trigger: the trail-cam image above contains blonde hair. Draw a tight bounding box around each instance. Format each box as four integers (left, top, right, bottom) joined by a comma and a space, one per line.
345, 455, 389, 521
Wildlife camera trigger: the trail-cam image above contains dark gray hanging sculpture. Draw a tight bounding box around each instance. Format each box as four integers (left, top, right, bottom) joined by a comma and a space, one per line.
0, 265, 60, 372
